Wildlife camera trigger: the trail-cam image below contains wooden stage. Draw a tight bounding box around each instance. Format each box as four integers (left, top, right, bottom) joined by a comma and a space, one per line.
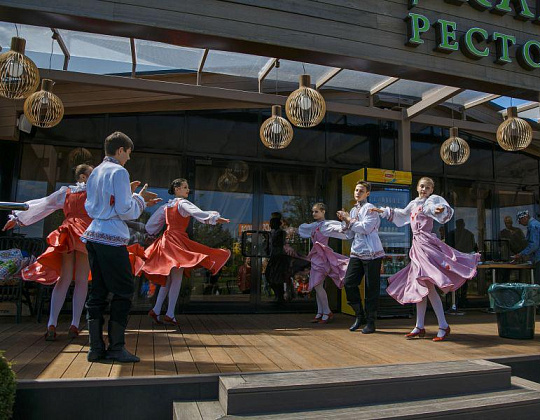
1, 311, 539, 380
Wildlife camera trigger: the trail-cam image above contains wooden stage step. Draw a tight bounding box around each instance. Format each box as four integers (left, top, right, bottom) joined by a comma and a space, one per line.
218, 360, 509, 415
175, 376, 540, 420
172, 359, 540, 419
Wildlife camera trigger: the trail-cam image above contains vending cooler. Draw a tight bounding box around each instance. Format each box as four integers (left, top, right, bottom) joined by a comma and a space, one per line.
341, 168, 414, 318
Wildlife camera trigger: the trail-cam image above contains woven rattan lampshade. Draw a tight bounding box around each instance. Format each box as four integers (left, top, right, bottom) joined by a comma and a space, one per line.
496, 106, 533, 151
440, 127, 470, 165
285, 75, 326, 128
23, 79, 64, 128
0, 37, 40, 99
260, 105, 294, 149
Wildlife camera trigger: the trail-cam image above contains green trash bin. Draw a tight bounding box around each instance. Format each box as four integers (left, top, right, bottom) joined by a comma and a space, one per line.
488, 283, 540, 340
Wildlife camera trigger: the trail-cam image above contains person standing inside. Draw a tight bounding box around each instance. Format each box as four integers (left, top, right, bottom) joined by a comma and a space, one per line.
3, 164, 93, 340
447, 219, 477, 307
337, 181, 384, 334
513, 210, 540, 287
81, 131, 160, 363
371, 177, 480, 341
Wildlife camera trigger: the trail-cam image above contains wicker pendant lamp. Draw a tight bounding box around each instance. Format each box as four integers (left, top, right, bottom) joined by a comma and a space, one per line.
260, 105, 294, 149
285, 75, 326, 128
496, 106, 533, 151
440, 127, 470, 165
0, 37, 40, 99
23, 79, 64, 128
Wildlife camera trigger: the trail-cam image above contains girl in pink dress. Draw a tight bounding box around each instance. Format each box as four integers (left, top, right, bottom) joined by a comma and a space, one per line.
141, 178, 230, 326
298, 203, 349, 324
2, 164, 94, 340
372, 177, 480, 341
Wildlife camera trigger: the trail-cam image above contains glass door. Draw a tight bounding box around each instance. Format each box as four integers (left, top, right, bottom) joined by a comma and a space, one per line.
258, 165, 320, 309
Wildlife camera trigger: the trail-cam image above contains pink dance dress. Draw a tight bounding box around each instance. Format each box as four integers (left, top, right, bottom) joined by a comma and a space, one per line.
298, 220, 349, 291
381, 195, 480, 305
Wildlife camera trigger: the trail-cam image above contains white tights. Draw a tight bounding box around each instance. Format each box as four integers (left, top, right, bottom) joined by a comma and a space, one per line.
48, 251, 89, 329
413, 283, 449, 334
152, 267, 184, 319
314, 281, 331, 318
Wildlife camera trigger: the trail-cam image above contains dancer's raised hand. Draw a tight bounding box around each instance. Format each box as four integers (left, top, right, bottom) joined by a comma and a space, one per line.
337, 209, 350, 222
434, 206, 444, 214
2, 219, 17, 231
130, 180, 141, 193
217, 217, 230, 224
139, 184, 161, 207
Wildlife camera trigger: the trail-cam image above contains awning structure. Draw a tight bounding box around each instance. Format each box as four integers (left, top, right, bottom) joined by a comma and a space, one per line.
1, 20, 540, 164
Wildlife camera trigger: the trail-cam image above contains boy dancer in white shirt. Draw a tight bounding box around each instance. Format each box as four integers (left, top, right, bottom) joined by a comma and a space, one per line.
337, 181, 384, 334
82, 131, 160, 362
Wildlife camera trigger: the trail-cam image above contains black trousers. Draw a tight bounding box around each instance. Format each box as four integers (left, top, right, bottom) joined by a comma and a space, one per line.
86, 241, 134, 327
344, 257, 382, 317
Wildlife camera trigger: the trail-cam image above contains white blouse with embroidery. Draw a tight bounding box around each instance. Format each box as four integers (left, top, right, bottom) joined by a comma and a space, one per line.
380, 195, 454, 227
145, 198, 221, 236
298, 220, 348, 240
10, 183, 86, 227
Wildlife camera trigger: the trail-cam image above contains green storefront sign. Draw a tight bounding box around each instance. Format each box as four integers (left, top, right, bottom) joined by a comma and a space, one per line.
407, 0, 540, 70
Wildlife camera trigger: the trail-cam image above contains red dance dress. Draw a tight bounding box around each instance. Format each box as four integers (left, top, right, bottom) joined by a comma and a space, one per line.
140, 199, 231, 286
15, 184, 92, 285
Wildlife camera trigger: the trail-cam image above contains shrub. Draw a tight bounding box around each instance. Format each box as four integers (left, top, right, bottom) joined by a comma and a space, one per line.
0, 351, 16, 420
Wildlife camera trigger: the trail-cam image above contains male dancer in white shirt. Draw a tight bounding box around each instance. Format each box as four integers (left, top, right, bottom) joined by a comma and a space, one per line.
337, 181, 384, 334
82, 131, 160, 363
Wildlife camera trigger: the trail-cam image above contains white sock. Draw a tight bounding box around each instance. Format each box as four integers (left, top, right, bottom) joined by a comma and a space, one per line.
414, 297, 428, 331
70, 252, 89, 329
314, 282, 330, 315
427, 284, 449, 335
165, 268, 183, 319
153, 276, 170, 315
48, 276, 71, 328
70, 276, 88, 328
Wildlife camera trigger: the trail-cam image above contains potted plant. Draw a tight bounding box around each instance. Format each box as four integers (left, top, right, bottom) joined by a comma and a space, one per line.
0, 351, 16, 420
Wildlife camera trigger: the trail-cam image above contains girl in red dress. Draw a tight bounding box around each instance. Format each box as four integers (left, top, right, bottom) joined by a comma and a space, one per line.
141, 178, 230, 326
3, 164, 93, 340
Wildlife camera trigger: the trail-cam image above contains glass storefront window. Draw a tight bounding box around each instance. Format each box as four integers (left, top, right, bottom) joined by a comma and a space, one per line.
326, 114, 379, 166
411, 126, 444, 174
14, 144, 102, 238
186, 110, 259, 157
494, 150, 539, 185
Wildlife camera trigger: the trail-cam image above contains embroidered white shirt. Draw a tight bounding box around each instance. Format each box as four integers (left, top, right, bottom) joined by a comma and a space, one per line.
81, 157, 145, 246
381, 195, 454, 227
342, 201, 385, 260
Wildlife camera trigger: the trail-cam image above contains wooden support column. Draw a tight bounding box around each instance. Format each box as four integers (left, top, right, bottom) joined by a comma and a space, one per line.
397, 118, 411, 172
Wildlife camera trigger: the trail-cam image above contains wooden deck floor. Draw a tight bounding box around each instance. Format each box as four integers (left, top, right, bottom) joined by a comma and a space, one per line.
1, 311, 539, 380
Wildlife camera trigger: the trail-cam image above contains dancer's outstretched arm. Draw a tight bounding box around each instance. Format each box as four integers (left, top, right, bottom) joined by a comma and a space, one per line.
177, 199, 229, 224
4, 187, 68, 229
423, 195, 454, 224
145, 203, 167, 235
371, 200, 416, 227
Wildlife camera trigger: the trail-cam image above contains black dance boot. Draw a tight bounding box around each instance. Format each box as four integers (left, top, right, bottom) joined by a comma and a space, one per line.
362, 312, 377, 334
106, 320, 140, 363
87, 318, 106, 362
349, 303, 367, 332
